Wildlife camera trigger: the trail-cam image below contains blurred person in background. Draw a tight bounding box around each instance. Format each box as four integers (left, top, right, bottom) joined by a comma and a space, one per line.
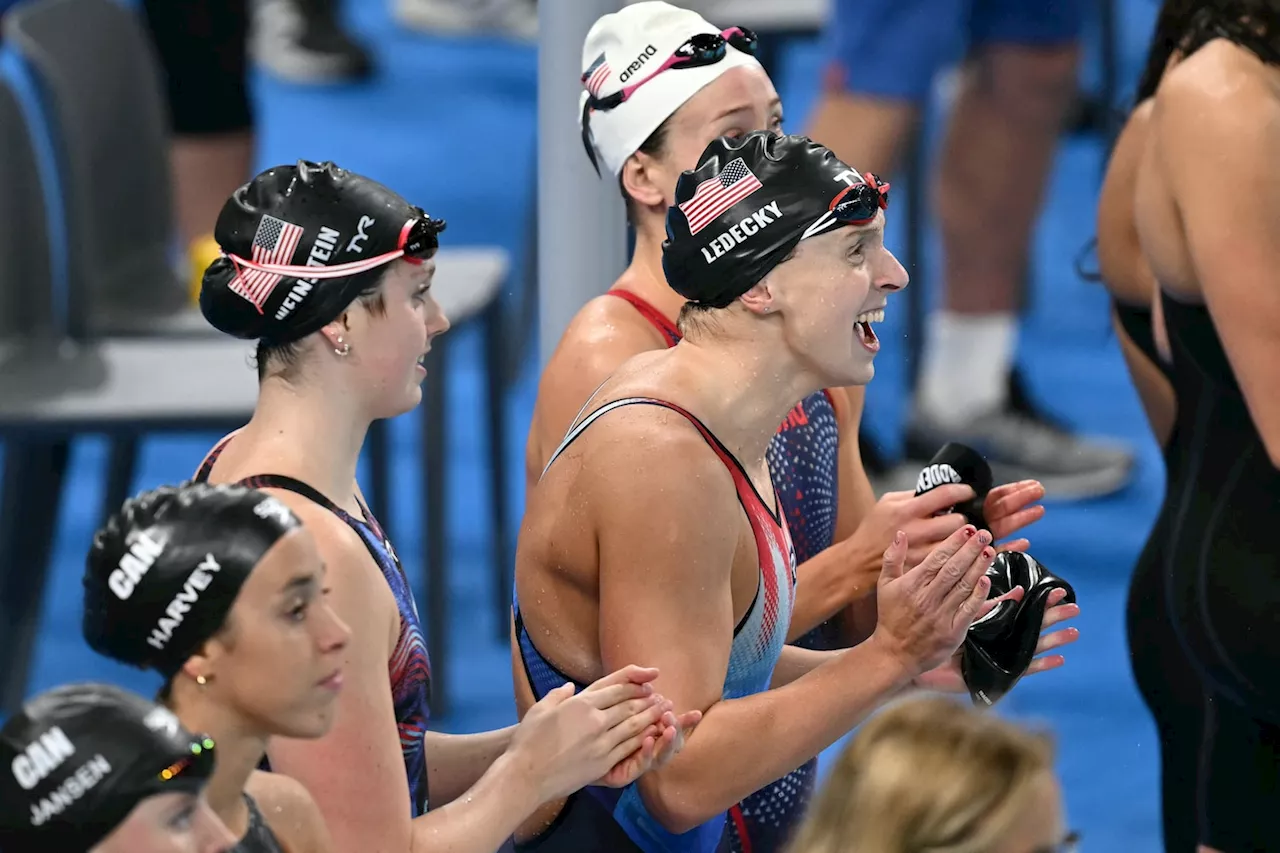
786, 695, 1076, 853
250, 0, 372, 84
1131, 2, 1280, 851
194, 161, 691, 853
251, 0, 535, 85
392, 0, 536, 41
140, 0, 259, 303
0, 682, 235, 853
807, 0, 1135, 499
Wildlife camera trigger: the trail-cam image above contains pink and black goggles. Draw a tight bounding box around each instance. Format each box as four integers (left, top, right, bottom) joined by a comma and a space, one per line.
224, 214, 443, 296
581, 26, 758, 173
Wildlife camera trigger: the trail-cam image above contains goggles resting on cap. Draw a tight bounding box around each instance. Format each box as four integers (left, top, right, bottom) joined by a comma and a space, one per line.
223, 213, 444, 313
581, 26, 759, 175
830, 173, 890, 225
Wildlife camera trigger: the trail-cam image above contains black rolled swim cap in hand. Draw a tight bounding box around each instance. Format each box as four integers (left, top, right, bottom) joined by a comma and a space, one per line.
0, 682, 215, 853
200, 160, 446, 345
661, 130, 889, 308
83, 482, 301, 680
914, 442, 993, 530
963, 551, 1077, 707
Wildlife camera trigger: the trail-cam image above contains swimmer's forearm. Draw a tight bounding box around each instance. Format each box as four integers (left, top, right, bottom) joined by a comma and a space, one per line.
424, 727, 518, 806
769, 645, 836, 688
785, 537, 865, 641
640, 637, 914, 833
409, 751, 539, 853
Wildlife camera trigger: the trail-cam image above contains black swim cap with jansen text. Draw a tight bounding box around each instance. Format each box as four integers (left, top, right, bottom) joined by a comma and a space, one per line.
83, 483, 301, 679
0, 683, 215, 852
661, 131, 888, 308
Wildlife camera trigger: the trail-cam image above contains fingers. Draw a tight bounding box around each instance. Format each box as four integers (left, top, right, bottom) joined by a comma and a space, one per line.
578, 680, 654, 711
1025, 654, 1066, 675
605, 731, 658, 776
583, 665, 660, 692
539, 681, 576, 707
1040, 593, 1080, 631
880, 530, 909, 582
952, 562, 993, 630
986, 481, 1045, 533
971, 585, 1024, 622
906, 513, 968, 550
598, 694, 668, 730
995, 538, 1030, 554
939, 534, 996, 617
911, 483, 978, 517
672, 709, 702, 733
988, 505, 1046, 540
907, 525, 979, 587
602, 695, 669, 738
1034, 627, 1079, 657
646, 723, 682, 768
985, 480, 1045, 514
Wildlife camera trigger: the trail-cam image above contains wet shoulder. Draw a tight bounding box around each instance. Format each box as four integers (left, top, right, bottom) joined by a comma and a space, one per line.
244, 770, 331, 853
1158, 38, 1280, 117
257, 489, 400, 652
545, 293, 671, 377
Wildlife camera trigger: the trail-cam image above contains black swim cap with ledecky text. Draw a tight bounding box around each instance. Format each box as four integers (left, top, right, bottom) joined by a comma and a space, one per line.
661, 131, 888, 308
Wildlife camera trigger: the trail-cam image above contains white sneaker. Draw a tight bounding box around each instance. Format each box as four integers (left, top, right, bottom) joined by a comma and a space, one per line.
392, 0, 537, 41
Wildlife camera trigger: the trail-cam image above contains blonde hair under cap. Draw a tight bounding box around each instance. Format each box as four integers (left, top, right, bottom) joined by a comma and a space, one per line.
579, 1, 763, 177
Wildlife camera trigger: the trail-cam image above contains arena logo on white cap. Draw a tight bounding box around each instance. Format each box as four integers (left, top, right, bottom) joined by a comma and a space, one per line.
579, 1, 762, 177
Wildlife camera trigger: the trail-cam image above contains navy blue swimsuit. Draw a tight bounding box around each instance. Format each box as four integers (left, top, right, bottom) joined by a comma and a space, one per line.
196, 437, 433, 818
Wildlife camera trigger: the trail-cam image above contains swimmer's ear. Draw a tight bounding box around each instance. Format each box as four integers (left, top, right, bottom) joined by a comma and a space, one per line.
318, 315, 350, 354
178, 653, 215, 687
620, 151, 667, 212
737, 282, 775, 317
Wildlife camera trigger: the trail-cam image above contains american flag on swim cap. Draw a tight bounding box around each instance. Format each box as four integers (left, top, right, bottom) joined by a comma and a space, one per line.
677, 158, 763, 235
230, 214, 304, 312
582, 53, 610, 97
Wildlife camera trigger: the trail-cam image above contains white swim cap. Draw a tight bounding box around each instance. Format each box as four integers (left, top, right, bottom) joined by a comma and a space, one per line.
579, 1, 763, 177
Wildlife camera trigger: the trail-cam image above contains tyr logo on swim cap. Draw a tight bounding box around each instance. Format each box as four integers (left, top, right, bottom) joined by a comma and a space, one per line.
83, 483, 302, 680
661, 131, 889, 308
579, 1, 762, 176
200, 161, 445, 345
0, 683, 215, 853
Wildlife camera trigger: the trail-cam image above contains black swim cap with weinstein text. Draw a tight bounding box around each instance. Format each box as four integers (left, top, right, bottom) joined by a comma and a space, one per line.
661, 131, 887, 309
200, 160, 445, 346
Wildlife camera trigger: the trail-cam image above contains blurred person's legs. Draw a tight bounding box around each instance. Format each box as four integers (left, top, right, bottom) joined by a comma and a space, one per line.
140, 0, 256, 299
808, 0, 1134, 498
252, 0, 373, 84
393, 0, 536, 41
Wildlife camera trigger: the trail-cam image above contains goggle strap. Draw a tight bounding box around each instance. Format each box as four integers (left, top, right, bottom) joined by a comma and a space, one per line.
225, 249, 404, 280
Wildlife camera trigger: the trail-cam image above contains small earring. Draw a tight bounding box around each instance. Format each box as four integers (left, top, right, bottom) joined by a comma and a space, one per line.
333, 338, 350, 357
195, 675, 207, 686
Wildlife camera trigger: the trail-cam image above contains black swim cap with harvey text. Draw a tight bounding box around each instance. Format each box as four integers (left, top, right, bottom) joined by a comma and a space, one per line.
83, 483, 302, 680
662, 131, 885, 308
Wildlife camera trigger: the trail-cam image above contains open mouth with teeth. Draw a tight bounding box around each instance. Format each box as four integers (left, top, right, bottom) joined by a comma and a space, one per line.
855, 308, 884, 352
